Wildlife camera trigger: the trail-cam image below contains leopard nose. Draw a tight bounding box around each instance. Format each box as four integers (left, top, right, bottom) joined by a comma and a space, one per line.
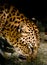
18, 55, 26, 60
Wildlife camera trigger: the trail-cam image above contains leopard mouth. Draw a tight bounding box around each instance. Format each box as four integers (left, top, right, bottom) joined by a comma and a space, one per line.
18, 54, 26, 60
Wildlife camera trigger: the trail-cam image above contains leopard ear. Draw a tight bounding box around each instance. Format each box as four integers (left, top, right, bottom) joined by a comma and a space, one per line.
0, 37, 13, 47
0, 37, 14, 52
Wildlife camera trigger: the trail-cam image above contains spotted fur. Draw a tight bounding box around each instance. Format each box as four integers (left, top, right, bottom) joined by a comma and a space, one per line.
0, 4, 40, 62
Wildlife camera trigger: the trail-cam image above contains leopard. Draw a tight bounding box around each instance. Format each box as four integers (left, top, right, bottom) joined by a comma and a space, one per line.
0, 4, 40, 62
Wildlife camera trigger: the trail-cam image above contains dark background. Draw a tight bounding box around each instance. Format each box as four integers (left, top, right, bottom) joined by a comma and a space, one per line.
0, 0, 47, 30
0, 0, 47, 18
